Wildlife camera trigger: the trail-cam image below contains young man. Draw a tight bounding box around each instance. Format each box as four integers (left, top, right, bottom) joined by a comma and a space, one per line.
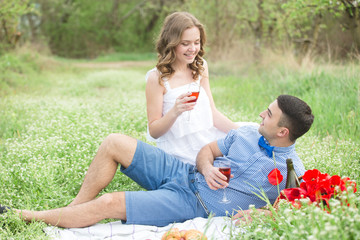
1, 95, 314, 228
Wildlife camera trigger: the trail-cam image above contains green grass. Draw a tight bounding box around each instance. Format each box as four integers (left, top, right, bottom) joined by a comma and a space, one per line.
94, 52, 157, 62
0, 50, 359, 239
209, 63, 360, 141
237, 191, 360, 240
54, 51, 157, 63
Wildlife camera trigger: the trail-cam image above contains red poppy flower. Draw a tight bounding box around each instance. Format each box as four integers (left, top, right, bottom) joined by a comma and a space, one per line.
281, 188, 308, 201
329, 175, 341, 195
268, 168, 283, 185
317, 178, 332, 195
278, 169, 357, 212
319, 172, 331, 182
314, 185, 332, 205
340, 177, 357, 192
302, 169, 321, 183
300, 181, 317, 201
329, 175, 341, 187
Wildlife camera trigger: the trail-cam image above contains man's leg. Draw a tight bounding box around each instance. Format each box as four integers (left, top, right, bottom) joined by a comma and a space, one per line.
15, 133, 137, 228
68, 133, 137, 206
16, 192, 126, 228
15, 134, 137, 227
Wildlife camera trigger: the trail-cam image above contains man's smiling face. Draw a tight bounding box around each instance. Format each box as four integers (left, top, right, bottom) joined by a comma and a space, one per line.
258, 100, 284, 143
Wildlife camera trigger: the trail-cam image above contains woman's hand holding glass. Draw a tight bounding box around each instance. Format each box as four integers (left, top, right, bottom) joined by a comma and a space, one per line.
173, 92, 197, 117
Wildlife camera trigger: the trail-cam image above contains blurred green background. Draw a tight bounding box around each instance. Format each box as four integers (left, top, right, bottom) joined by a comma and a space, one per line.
2, 0, 360, 59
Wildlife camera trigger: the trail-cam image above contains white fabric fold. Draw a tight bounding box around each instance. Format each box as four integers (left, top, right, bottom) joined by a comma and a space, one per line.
44, 216, 245, 240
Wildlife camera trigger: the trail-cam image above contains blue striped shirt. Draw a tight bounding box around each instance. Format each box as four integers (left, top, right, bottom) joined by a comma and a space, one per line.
195, 125, 305, 216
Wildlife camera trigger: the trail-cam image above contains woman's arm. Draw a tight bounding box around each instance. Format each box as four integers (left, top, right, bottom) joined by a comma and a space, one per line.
145, 71, 195, 139
200, 62, 239, 133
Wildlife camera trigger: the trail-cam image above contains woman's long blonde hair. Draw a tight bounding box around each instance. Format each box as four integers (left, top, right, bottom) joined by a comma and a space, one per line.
155, 12, 206, 85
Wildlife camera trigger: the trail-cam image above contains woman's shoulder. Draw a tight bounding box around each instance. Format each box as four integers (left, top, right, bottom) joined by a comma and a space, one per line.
197, 58, 208, 71
145, 68, 160, 83
202, 58, 208, 66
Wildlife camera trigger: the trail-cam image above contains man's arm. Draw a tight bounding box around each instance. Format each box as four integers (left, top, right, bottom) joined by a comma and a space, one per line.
196, 141, 231, 190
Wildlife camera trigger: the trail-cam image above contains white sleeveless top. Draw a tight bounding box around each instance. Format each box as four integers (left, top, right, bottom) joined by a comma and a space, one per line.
145, 67, 226, 165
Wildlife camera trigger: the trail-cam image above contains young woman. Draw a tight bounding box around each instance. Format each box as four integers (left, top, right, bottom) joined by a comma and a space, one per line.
146, 12, 254, 165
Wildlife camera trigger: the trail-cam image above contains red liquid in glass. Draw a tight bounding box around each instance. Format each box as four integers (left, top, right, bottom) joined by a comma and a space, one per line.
219, 167, 231, 183
187, 92, 199, 103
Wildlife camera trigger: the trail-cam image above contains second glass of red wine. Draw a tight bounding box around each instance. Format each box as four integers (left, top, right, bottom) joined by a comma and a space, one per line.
218, 160, 231, 204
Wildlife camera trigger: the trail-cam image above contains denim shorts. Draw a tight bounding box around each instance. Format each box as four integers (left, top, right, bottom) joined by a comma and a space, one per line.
120, 140, 207, 226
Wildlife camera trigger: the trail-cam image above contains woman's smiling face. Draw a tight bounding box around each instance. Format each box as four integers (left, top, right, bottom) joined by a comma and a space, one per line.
174, 26, 201, 65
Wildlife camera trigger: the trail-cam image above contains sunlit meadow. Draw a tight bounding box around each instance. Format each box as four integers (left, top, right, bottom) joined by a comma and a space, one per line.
0, 51, 359, 239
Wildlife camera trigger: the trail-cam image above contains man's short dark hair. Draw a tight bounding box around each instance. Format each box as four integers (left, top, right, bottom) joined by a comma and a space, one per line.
277, 95, 314, 142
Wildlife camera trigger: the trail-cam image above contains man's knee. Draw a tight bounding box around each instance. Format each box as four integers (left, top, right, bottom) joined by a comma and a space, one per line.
104, 133, 126, 146
102, 133, 137, 167
98, 193, 117, 208
106, 133, 136, 146
103, 133, 128, 153
98, 192, 126, 219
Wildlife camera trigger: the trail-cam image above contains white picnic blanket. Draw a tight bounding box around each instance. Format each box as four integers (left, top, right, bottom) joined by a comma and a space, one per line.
44, 216, 244, 240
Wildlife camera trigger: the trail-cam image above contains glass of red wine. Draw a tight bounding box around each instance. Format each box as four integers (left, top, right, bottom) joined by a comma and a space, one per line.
218, 160, 231, 204
187, 91, 199, 103
186, 82, 201, 121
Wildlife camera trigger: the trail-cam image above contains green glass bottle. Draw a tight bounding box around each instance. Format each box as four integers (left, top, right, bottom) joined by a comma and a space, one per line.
285, 158, 300, 188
